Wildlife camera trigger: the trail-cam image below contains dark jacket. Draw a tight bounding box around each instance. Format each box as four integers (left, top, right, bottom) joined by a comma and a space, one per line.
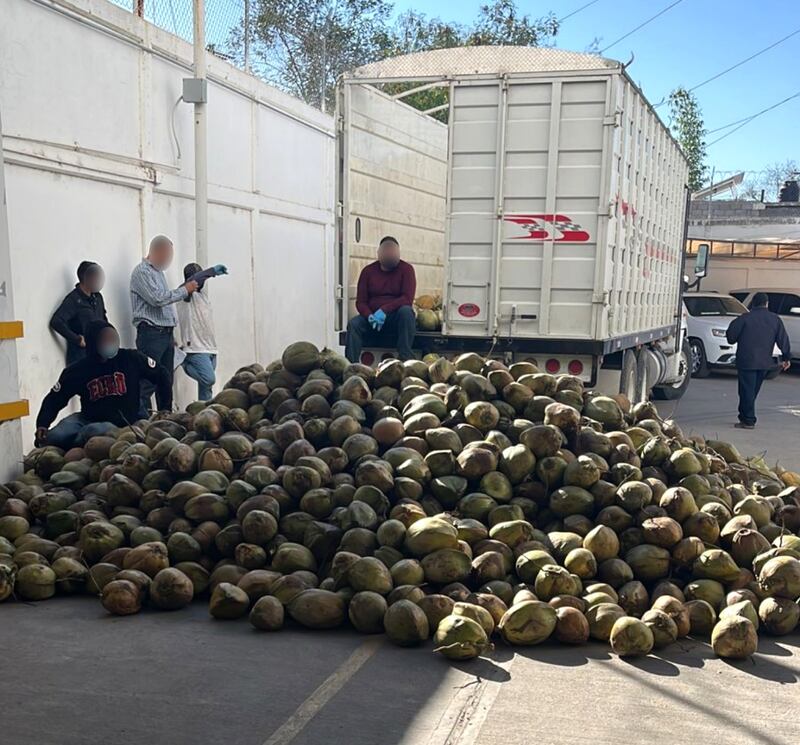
37, 324, 172, 429
726, 307, 791, 370
355, 260, 417, 316
50, 286, 107, 349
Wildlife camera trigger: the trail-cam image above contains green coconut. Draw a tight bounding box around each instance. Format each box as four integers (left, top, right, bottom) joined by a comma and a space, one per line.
498, 600, 556, 645
684, 599, 717, 636
79, 521, 125, 563
101, 579, 142, 615
610, 617, 654, 656
147, 568, 192, 610
711, 616, 758, 659
288, 589, 346, 629
15, 564, 56, 600
422, 549, 471, 585
51, 557, 88, 594
758, 597, 800, 636
384, 599, 430, 646
586, 603, 626, 641
642, 609, 679, 648
758, 556, 800, 599
434, 615, 490, 660
249, 596, 285, 631
209, 582, 251, 620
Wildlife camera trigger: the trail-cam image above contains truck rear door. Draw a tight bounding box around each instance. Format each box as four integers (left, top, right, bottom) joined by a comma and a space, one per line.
444, 75, 612, 340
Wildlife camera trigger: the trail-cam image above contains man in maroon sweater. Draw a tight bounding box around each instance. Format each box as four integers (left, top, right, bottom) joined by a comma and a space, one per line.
346, 236, 417, 362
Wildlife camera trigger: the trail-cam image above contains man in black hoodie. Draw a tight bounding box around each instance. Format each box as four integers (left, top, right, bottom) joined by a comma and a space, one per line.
726, 292, 792, 429
35, 321, 173, 449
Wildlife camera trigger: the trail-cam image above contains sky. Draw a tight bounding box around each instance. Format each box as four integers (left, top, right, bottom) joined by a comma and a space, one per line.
391, 0, 799, 180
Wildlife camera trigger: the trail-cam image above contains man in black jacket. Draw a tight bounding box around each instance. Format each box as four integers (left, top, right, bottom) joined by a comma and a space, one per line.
726, 292, 791, 429
50, 262, 108, 365
35, 321, 173, 450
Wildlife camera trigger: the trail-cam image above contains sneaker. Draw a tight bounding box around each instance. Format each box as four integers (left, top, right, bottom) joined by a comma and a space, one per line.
734, 422, 755, 430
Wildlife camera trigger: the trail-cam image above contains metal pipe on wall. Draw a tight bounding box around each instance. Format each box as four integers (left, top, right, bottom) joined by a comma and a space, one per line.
193, 0, 208, 266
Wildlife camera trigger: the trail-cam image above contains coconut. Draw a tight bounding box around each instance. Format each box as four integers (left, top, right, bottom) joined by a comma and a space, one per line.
720, 600, 760, 630
554, 606, 590, 643
209, 582, 251, 620
652, 596, 691, 637
422, 549, 471, 585
282, 341, 321, 374
693, 549, 741, 583
758, 556, 800, 599
617, 581, 649, 617
434, 615, 490, 660
417, 594, 456, 631
101, 579, 142, 615
238, 570, 279, 602
348, 557, 393, 595
122, 542, 169, 578
405, 517, 459, 556
584, 397, 624, 429
625, 545, 670, 582
711, 616, 758, 659
79, 521, 125, 563
451, 601, 494, 636
684, 599, 717, 636
348, 591, 388, 634
148, 568, 193, 610
610, 617, 654, 656
758, 597, 800, 636
249, 595, 285, 631
498, 600, 557, 645
51, 557, 88, 594
641, 517, 683, 548
641, 608, 678, 648
586, 603, 626, 641
384, 599, 430, 646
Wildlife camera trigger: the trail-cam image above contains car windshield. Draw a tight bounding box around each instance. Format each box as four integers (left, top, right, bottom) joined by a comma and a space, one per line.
684, 296, 747, 317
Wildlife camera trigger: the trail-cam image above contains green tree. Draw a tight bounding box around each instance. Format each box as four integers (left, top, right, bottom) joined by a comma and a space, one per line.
668, 87, 708, 193
231, 1, 558, 113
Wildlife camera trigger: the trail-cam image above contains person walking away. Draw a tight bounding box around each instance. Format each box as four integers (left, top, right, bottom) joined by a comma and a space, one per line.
34, 321, 172, 450
726, 292, 791, 429
50, 261, 107, 365
345, 236, 416, 362
177, 262, 227, 401
130, 235, 198, 414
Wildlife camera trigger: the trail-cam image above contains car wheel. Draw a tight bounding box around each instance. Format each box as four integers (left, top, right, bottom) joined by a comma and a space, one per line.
653, 342, 691, 400
689, 339, 710, 378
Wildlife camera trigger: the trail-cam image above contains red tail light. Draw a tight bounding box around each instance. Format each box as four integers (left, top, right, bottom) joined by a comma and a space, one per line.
568, 359, 584, 375
360, 351, 375, 366
545, 358, 560, 373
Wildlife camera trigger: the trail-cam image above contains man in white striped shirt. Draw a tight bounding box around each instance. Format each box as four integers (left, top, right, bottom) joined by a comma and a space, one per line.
130, 235, 198, 413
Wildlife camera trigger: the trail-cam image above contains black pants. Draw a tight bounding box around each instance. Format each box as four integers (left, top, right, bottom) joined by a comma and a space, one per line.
737, 368, 768, 425
345, 305, 416, 362
136, 324, 175, 413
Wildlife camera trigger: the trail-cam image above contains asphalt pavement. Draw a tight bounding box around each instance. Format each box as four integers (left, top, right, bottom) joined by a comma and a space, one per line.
2, 372, 799, 745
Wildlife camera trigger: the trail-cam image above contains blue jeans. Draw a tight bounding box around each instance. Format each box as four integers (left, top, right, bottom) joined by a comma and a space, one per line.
136, 324, 175, 413
737, 369, 768, 425
182, 353, 217, 401
345, 305, 416, 362
47, 413, 116, 450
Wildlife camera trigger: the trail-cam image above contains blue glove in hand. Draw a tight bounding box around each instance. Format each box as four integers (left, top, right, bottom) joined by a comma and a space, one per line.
213, 264, 228, 275
372, 309, 386, 330
368, 314, 378, 330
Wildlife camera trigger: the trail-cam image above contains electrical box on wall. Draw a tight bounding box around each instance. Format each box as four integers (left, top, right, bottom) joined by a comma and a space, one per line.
182, 78, 208, 104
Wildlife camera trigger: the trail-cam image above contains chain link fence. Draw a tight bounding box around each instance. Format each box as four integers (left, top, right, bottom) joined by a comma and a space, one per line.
108, 0, 251, 68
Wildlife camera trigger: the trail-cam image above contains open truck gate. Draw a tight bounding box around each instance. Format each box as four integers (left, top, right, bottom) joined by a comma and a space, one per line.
336, 47, 690, 399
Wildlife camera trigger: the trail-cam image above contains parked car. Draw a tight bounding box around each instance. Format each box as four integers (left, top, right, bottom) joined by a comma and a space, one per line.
683, 292, 748, 377
729, 288, 800, 360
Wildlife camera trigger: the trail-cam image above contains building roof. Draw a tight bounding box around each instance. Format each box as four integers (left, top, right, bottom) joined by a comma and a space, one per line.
348, 46, 619, 81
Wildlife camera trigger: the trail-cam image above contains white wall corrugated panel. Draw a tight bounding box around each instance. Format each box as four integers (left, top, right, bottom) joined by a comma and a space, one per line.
1, 0, 335, 446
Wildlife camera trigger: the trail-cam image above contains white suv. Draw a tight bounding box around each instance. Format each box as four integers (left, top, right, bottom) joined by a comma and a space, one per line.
683, 292, 748, 377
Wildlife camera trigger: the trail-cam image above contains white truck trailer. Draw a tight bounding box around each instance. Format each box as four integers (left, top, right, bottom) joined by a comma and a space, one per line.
335, 46, 691, 401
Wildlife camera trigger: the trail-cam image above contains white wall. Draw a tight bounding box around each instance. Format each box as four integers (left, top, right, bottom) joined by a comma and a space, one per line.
698, 258, 800, 295
1, 0, 336, 447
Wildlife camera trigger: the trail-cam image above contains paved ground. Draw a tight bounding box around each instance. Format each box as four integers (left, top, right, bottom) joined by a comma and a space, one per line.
2, 373, 799, 745
653, 367, 800, 466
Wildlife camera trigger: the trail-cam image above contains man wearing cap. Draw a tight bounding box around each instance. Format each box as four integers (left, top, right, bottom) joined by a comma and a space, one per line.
50, 261, 108, 365
726, 292, 792, 429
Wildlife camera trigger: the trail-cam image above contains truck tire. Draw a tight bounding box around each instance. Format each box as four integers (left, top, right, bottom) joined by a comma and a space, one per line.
652, 342, 691, 400
689, 338, 710, 378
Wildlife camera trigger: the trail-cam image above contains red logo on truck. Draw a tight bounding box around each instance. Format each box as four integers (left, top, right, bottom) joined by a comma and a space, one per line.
504, 214, 590, 242
458, 303, 480, 318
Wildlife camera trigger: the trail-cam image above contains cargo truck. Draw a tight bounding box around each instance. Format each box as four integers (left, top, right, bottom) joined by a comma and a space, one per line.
335, 46, 692, 402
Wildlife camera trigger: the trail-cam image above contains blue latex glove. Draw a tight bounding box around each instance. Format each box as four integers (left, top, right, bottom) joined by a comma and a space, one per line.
372, 309, 386, 330
213, 264, 228, 275
368, 314, 379, 330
